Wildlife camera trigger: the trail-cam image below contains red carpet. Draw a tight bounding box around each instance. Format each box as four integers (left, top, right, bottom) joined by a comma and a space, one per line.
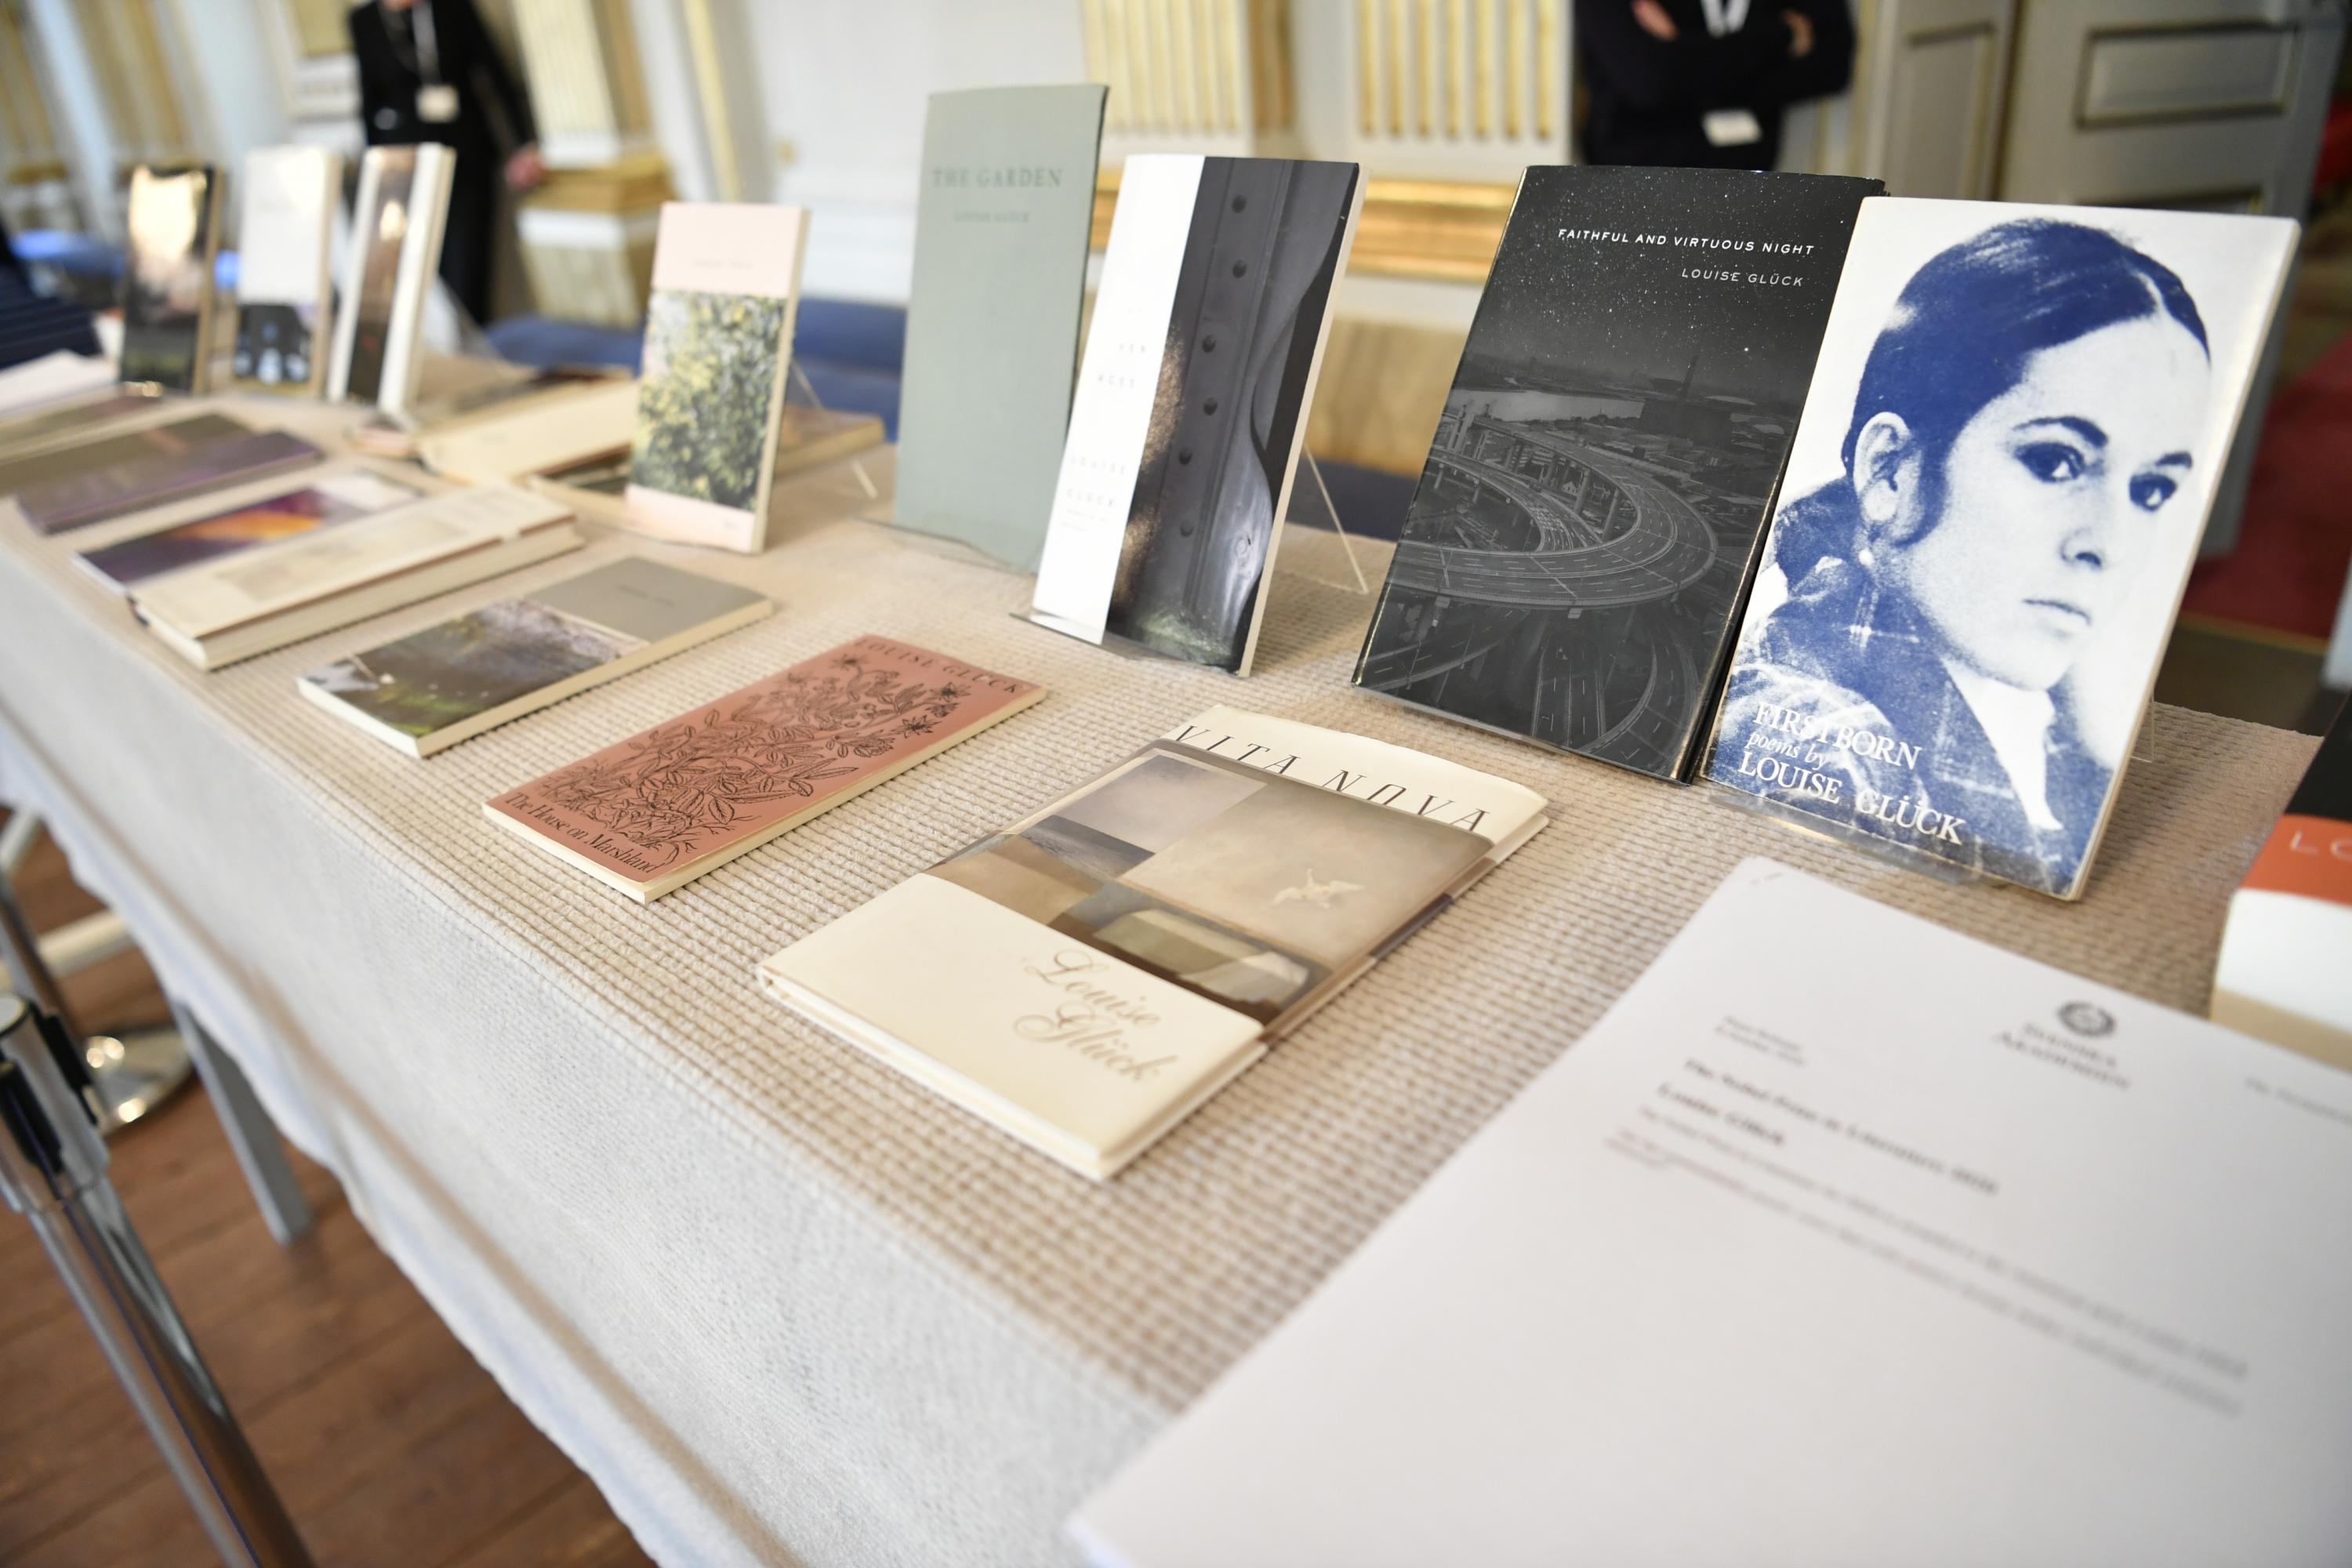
2182, 326, 2352, 642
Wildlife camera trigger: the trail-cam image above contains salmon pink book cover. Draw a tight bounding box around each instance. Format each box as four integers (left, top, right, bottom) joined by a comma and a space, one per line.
485, 634, 1044, 901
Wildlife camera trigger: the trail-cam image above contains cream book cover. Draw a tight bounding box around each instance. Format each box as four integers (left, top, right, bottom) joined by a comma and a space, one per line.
760, 712, 1546, 1178
132, 485, 574, 640
231, 146, 341, 396
621, 202, 809, 554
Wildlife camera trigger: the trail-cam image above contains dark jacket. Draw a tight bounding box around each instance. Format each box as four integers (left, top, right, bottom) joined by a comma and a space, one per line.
1577, 0, 1853, 169
1711, 488, 2111, 895
348, 0, 536, 158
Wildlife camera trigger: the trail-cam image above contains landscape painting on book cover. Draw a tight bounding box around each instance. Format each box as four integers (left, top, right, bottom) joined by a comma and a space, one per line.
630, 289, 788, 514
305, 597, 645, 739
1353, 167, 1873, 779
928, 743, 1484, 1023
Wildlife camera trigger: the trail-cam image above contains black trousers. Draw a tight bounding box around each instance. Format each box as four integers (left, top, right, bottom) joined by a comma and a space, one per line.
437, 158, 499, 326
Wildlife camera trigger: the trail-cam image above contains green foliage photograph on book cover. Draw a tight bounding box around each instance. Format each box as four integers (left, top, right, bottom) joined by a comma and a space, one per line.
630, 288, 787, 514
305, 599, 643, 739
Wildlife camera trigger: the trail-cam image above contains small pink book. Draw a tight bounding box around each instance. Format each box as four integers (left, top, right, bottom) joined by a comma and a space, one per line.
485, 634, 1044, 901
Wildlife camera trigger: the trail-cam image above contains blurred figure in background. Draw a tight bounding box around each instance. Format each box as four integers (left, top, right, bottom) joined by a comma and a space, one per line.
1577, 0, 1855, 169
348, 0, 545, 324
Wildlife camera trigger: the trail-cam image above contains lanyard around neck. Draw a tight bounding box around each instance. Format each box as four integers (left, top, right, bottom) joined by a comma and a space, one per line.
1698, 0, 1755, 36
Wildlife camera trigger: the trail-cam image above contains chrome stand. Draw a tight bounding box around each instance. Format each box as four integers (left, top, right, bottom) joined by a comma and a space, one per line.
0, 811, 194, 1134
0, 817, 310, 1240
0, 992, 317, 1567
81, 1025, 196, 1131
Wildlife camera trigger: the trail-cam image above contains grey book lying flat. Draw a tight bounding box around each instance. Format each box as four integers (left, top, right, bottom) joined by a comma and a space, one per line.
888, 85, 1106, 571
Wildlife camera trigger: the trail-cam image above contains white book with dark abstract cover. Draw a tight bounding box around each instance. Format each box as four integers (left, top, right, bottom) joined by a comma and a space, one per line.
1703, 199, 2298, 898
328, 144, 456, 416
1029, 155, 1363, 675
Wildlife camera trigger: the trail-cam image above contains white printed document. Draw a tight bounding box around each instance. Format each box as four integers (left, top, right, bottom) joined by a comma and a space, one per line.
1073, 858, 2352, 1567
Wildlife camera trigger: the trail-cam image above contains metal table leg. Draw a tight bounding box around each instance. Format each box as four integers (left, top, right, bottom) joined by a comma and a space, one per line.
169, 996, 314, 1246
0, 991, 317, 1568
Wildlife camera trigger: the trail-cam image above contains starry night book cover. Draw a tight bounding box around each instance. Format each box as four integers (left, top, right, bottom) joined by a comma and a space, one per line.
1352, 165, 1878, 782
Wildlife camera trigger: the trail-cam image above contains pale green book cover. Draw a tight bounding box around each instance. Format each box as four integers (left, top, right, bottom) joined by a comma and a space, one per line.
891, 84, 1106, 572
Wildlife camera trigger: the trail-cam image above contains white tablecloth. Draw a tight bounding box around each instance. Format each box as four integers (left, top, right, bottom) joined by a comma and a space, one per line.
0, 419, 2318, 1566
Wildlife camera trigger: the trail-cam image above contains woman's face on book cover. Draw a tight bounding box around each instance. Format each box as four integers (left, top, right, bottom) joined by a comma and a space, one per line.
1886, 313, 2210, 691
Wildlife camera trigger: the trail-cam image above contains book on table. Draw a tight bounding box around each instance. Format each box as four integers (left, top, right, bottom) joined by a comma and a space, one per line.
526, 403, 883, 524
1700, 198, 2299, 898
11, 416, 325, 536
119, 162, 224, 396
129, 485, 582, 670
614, 201, 811, 554
758, 706, 1546, 1179
484, 634, 1042, 901
405, 368, 638, 477
1351, 165, 1879, 782
889, 83, 1107, 571
230, 146, 342, 397
298, 557, 773, 758
71, 463, 437, 597
2212, 701, 2352, 1069
1027, 154, 1363, 674
328, 143, 456, 417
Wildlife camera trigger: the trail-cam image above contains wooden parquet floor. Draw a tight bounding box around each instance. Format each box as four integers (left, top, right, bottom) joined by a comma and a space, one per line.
0, 822, 657, 1568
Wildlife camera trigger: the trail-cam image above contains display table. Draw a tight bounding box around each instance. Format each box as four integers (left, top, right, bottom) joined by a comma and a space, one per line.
0, 416, 2319, 1566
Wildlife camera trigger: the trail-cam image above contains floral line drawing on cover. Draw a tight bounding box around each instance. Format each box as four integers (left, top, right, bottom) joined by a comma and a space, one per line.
535, 652, 975, 869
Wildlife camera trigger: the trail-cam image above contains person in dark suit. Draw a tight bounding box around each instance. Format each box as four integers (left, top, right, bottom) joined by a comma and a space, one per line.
1576, 0, 1853, 169
347, 0, 543, 325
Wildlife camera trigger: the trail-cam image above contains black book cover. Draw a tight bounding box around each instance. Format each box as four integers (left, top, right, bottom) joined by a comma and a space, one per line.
1352, 165, 1879, 780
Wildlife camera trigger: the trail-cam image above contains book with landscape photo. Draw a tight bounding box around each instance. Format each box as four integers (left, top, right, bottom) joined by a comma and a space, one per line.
300, 557, 773, 757
758, 707, 1545, 1179
620, 201, 809, 554
1352, 165, 1878, 780
74, 466, 432, 594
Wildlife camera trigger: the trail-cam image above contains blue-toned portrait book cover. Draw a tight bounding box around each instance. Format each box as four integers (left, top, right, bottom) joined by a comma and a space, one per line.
1704, 198, 2299, 898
